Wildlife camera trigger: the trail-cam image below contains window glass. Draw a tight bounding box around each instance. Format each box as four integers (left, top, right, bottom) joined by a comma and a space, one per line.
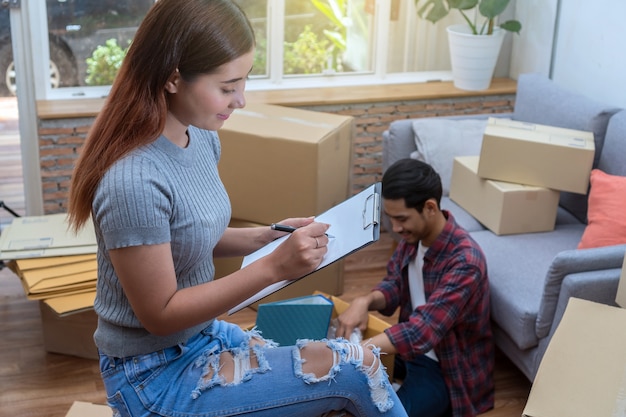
236, 0, 269, 78
283, 0, 373, 76
1, 0, 493, 99
45, 0, 154, 90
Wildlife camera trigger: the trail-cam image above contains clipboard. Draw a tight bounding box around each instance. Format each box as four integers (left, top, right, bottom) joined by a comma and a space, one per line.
229, 182, 382, 315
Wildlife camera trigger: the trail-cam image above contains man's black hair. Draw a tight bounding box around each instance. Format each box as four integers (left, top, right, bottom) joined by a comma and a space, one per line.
381, 158, 443, 212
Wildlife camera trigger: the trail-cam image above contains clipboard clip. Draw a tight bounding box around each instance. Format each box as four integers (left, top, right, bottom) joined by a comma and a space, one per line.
362, 192, 380, 230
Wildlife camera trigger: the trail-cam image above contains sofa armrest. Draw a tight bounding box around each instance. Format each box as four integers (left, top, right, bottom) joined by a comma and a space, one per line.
535, 244, 626, 339
532, 269, 622, 378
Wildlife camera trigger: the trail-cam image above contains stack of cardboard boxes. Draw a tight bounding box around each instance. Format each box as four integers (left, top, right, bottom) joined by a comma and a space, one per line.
216, 103, 354, 305
449, 117, 595, 235
0, 213, 99, 359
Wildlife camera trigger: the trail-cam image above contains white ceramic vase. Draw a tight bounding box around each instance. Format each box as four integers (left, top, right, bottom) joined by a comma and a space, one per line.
446, 24, 505, 91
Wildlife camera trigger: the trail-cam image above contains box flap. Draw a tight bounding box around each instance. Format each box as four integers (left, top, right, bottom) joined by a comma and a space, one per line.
44, 291, 96, 316
65, 401, 111, 417
616, 252, 626, 308
314, 291, 391, 338
13, 254, 96, 270
487, 117, 595, 149
523, 298, 626, 417
224, 103, 351, 144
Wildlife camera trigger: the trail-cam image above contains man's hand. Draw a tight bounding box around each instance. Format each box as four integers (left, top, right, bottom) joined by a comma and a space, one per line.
335, 296, 371, 339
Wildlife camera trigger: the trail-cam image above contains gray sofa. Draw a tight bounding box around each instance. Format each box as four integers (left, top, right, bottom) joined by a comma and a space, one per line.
382, 73, 626, 381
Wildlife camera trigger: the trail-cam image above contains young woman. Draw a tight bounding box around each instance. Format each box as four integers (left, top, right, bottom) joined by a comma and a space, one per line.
68, 1, 407, 416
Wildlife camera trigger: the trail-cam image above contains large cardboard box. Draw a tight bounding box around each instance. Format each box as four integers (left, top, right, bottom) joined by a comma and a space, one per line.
449, 156, 559, 235
215, 219, 344, 307
218, 103, 354, 225
39, 300, 98, 360
522, 252, 626, 417
478, 117, 595, 194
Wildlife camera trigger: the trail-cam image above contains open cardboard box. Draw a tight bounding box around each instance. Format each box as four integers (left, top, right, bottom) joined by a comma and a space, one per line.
314, 291, 395, 378
39, 296, 99, 360
522, 252, 626, 417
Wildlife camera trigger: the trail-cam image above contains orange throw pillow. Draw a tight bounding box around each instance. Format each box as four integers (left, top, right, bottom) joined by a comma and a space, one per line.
578, 169, 626, 249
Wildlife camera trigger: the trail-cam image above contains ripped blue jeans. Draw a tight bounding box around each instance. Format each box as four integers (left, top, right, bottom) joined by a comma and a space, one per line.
99, 319, 408, 417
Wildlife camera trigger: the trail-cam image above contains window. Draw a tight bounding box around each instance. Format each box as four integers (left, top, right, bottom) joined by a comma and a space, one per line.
2, 0, 496, 99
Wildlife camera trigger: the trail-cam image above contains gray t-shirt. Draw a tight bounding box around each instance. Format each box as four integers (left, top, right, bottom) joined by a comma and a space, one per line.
92, 126, 231, 357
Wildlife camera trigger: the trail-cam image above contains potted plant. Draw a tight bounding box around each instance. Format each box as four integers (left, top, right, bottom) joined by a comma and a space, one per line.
415, 0, 522, 90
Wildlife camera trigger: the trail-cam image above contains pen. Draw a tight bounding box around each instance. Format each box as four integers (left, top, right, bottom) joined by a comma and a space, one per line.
271, 223, 335, 239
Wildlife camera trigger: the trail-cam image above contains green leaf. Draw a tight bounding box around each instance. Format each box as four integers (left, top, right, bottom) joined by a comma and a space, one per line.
312, 0, 344, 28
416, 0, 450, 23
478, 0, 511, 19
448, 0, 479, 11
500, 20, 522, 33
324, 29, 346, 50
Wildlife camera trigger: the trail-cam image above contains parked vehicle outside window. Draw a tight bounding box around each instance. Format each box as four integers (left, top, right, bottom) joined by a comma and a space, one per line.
0, 0, 154, 96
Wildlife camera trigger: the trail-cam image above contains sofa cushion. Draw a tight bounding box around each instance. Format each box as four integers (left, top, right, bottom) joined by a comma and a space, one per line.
470, 225, 584, 350
383, 120, 419, 171
578, 169, 626, 249
513, 73, 621, 223
410, 118, 486, 196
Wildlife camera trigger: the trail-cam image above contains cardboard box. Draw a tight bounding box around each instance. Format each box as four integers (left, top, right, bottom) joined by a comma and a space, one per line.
218, 103, 354, 225
215, 218, 344, 307
314, 291, 395, 378
449, 156, 559, 235
65, 401, 111, 417
39, 300, 98, 360
214, 219, 268, 280
478, 117, 595, 194
256, 294, 334, 346
523, 252, 626, 417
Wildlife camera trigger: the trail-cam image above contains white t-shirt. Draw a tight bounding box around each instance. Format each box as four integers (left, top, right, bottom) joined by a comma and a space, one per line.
408, 242, 438, 362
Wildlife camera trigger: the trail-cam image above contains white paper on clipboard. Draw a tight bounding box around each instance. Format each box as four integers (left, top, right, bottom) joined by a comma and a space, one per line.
228, 182, 382, 315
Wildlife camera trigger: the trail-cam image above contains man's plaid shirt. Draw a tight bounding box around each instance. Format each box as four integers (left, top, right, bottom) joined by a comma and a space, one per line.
375, 211, 495, 417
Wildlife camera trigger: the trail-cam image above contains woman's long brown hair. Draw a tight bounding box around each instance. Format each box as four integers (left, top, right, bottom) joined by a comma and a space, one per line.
67, 0, 255, 232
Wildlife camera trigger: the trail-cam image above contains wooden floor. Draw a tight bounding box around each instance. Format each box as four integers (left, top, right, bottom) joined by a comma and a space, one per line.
0, 97, 531, 417
0, 233, 531, 417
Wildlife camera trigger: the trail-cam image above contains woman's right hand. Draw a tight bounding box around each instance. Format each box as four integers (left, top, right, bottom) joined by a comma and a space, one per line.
265, 221, 330, 282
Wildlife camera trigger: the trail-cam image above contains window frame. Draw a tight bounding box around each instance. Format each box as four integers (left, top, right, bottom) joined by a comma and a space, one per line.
25, 0, 466, 100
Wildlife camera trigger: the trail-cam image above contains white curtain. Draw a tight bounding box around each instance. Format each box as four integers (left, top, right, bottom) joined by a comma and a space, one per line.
386, 0, 477, 73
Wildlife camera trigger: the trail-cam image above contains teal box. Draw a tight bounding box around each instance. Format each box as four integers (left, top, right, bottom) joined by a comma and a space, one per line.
255, 294, 334, 346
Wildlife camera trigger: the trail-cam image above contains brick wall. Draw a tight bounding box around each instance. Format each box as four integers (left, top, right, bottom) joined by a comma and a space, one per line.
38, 93, 514, 214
